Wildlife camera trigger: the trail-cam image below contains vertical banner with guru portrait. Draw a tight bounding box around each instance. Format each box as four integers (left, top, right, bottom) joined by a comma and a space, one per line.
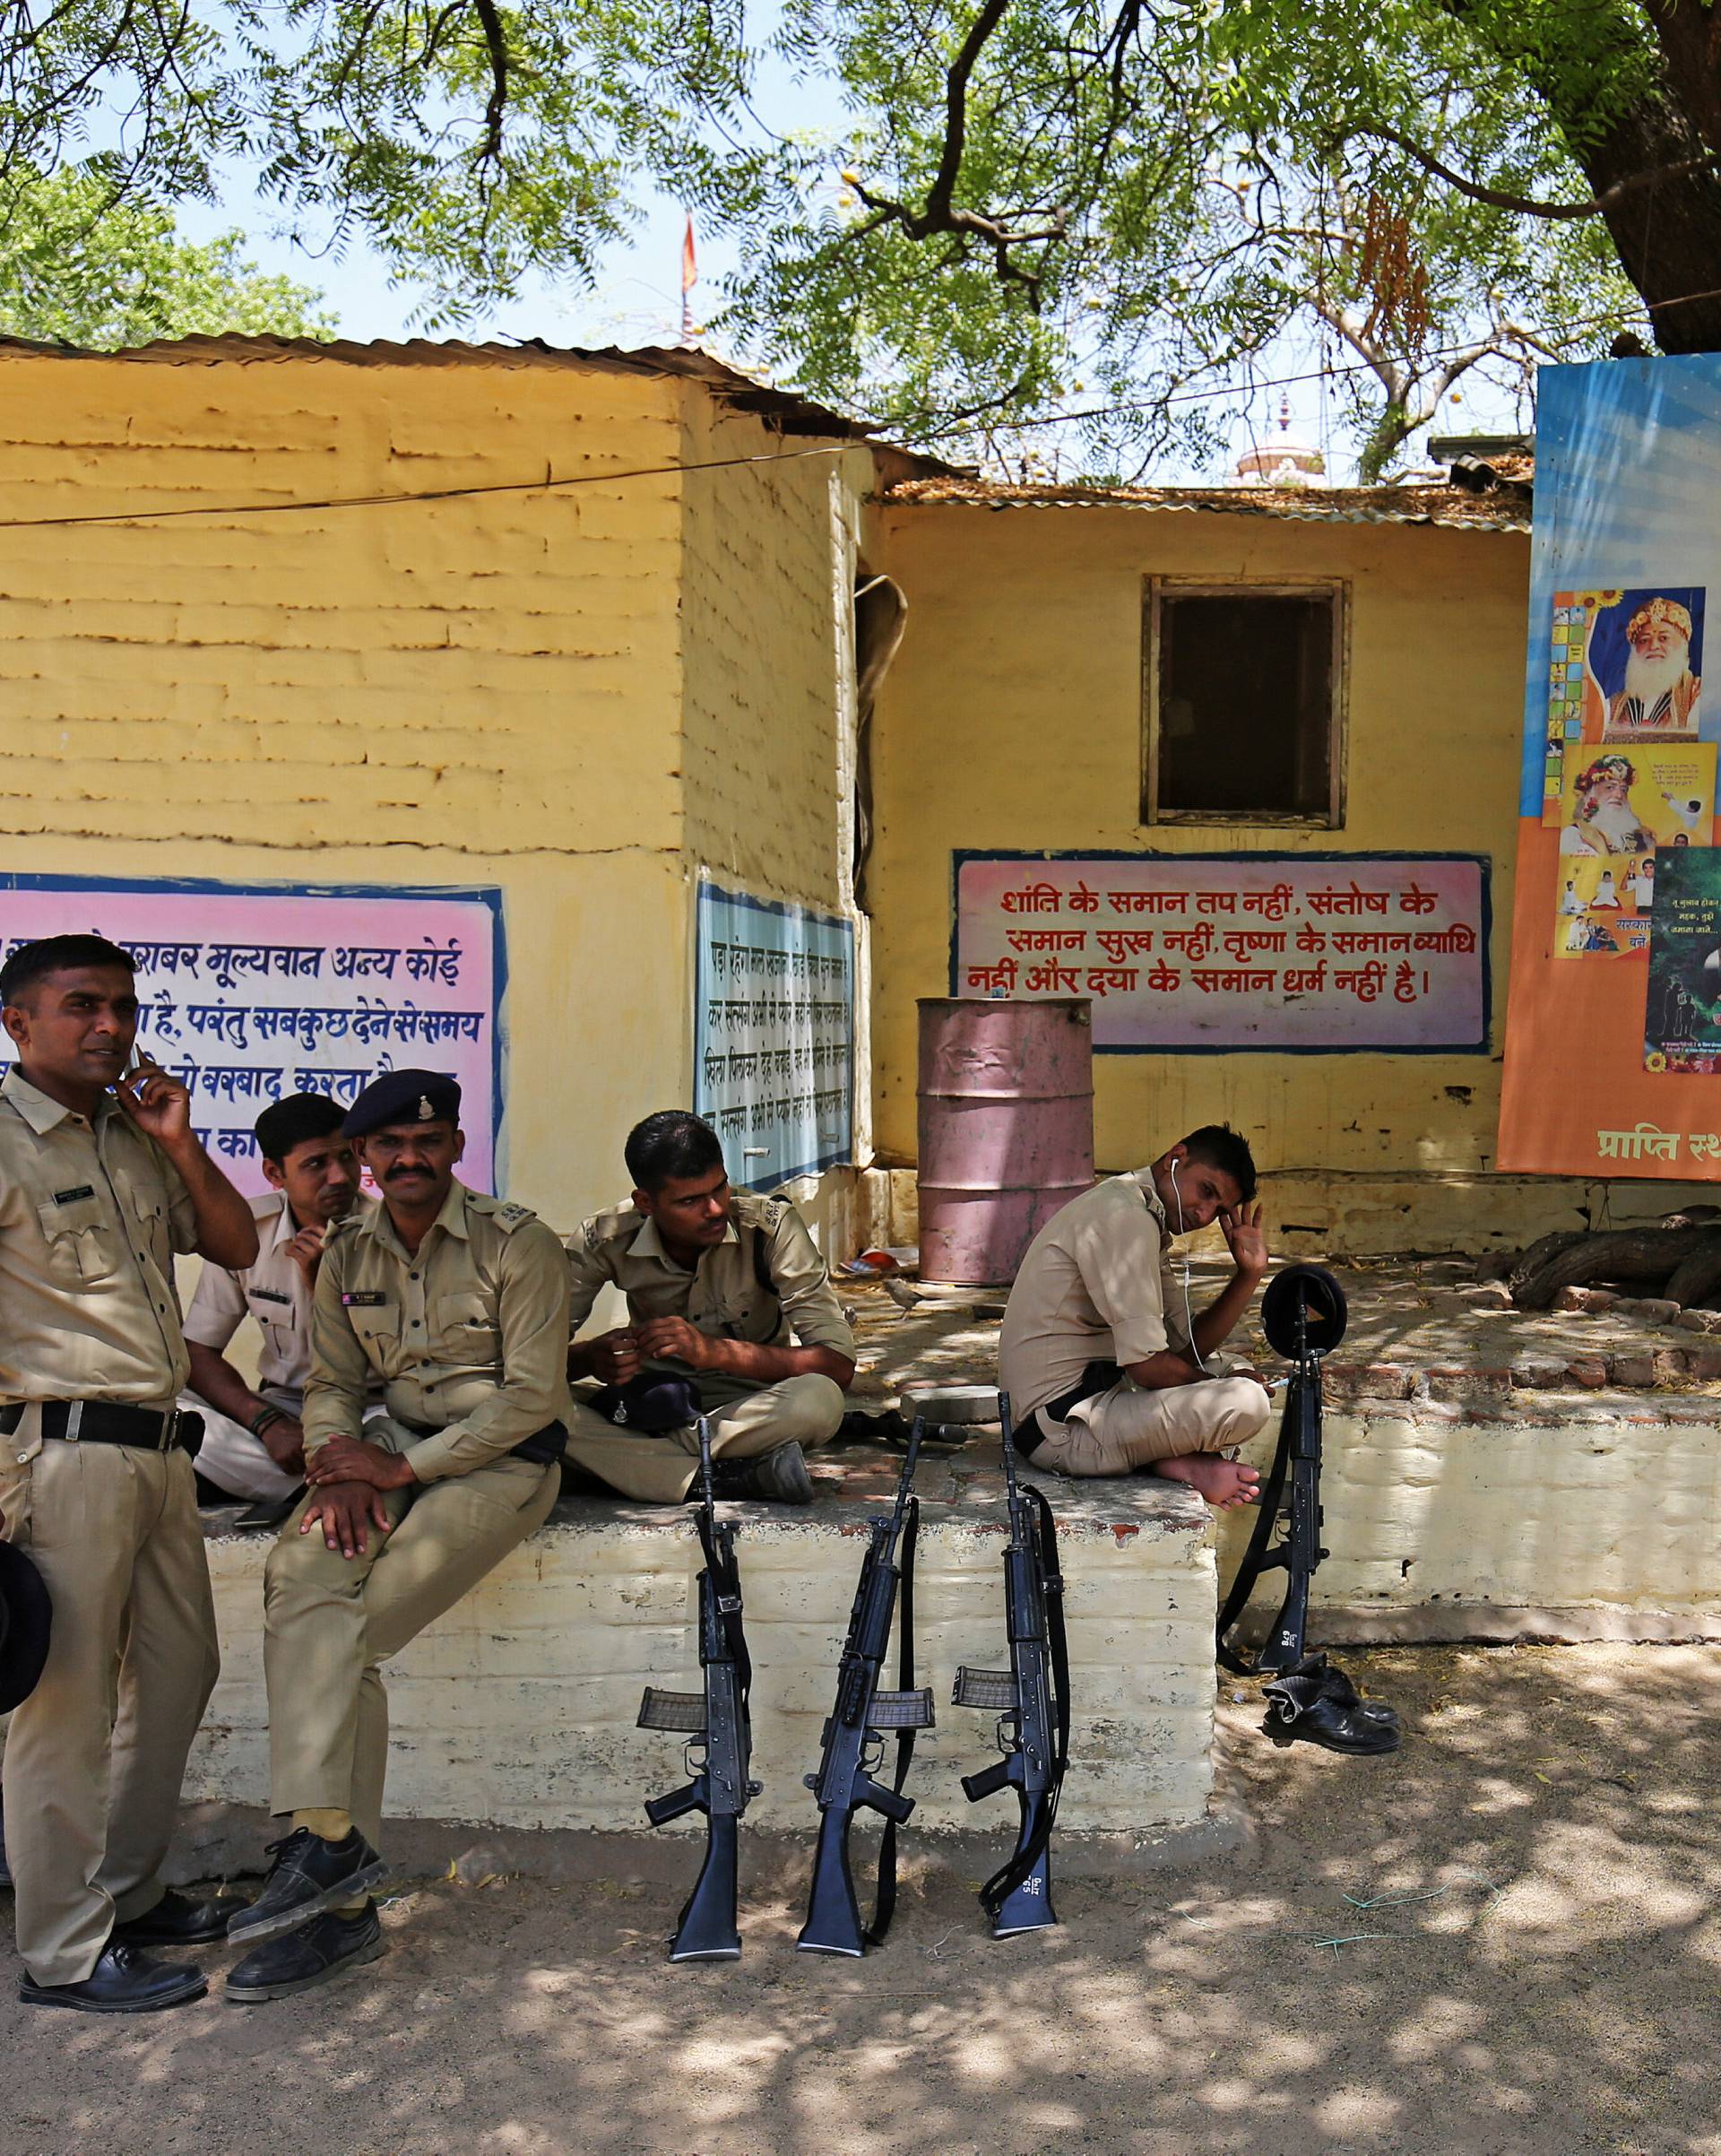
1500, 357, 1721, 1176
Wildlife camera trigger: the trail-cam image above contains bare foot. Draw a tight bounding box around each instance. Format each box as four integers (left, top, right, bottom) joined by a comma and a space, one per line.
1151, 1453, 1261, 1510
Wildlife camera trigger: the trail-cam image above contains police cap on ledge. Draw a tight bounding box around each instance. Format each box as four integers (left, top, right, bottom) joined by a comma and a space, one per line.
343, 1069, 463, 1140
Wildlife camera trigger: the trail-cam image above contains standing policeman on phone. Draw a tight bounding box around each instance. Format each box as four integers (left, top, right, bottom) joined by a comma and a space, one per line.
0, 934, 259, 2012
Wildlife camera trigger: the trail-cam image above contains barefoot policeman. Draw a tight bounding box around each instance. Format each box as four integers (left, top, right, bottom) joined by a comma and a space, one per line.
998, 1126, 1273, 1507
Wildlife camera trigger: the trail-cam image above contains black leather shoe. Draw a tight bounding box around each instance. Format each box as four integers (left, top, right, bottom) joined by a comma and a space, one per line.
114, 1889, 238, 1946
1263, 1655, 1403, 1754
19, 1939, 207, 2013
226, 1903, 384, 2003
710, 1441, 813, 1504
226, 1827, 388, 1947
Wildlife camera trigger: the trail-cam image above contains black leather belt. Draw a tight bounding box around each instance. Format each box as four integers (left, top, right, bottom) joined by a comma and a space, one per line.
0, 1400, 203, 1453
396, 1415, 567, 1467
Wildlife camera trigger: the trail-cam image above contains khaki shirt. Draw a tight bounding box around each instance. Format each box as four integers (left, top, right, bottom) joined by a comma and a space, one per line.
566, 1191, 856, 1397
0, 1068, 198, 1407
998, 1171, 1191, 1423
184, 1190, 378, 1394
305, 1181, 572, 1482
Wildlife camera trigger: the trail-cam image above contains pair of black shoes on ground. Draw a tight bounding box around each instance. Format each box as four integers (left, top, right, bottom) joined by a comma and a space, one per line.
1261, 1651, 1403, 1754
15, 1828, 388, 2013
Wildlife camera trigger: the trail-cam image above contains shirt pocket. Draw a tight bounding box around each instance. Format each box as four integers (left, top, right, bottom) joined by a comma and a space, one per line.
434, 1292, 500, 1365
34, 1194, 122, 1286
344, 1300, 401, 1359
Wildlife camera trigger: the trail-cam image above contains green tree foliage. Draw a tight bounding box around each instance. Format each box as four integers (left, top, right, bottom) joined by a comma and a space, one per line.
0, 0, 1714, 469
0, 169, 333, 345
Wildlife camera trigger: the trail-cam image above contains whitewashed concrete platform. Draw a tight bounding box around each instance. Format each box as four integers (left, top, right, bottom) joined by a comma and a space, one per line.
187, 1442, 1217, 1843
1221, 1396, 1721, 1644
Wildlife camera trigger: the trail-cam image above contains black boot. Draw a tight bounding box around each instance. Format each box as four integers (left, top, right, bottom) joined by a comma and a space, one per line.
19, 1938, 207, 2013
226, 1827, 388, 1947
709, 1441, 813, 1504
226, 1902, 385, 2003
114, 1889, 237, 1946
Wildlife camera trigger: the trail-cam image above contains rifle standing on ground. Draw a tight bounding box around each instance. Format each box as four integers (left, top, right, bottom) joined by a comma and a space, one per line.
954, 1390, 1069, 1937
637, 1416, 761, 1961
1215, 1263, 1347, 1675
797, 1417, 933, 1957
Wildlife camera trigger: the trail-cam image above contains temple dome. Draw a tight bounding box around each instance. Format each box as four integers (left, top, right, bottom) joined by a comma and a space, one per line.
1235, 394, 1328, 488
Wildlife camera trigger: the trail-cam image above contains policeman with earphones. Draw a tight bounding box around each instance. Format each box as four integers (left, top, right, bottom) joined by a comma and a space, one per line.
997, 1125, 1273, 1507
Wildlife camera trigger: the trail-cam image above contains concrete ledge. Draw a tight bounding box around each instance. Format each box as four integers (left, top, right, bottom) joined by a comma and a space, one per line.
1221, 1402, 1721, 1640
186, 1458, 1218, 1839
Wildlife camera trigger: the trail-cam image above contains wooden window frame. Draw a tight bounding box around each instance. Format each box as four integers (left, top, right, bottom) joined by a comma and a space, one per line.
1141, 576, 1350, 829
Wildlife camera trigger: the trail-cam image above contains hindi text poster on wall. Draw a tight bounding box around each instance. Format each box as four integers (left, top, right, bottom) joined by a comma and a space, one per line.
694, 881, 854, 1190
0, 875, 504, 1194
954, 853, 1488, 1052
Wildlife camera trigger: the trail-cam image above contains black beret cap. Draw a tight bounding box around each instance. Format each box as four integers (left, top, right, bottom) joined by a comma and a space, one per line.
0, 1540, 52, 1714
343, 1069, 462, 1140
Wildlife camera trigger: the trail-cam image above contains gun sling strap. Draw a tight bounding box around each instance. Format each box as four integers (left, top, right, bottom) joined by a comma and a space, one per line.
1215, 1385, 1297, 1677
696, 1508, 753, 1711
980, 1484, 1070, 1923
865, 1494, 920, 1947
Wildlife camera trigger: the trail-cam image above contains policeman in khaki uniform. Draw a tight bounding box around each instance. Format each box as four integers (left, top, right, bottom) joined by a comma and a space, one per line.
0, 935, 261, 2014
999, 1124, 1274, 1510
226, 1069, 568, 2004
565, 1110, 857, 1504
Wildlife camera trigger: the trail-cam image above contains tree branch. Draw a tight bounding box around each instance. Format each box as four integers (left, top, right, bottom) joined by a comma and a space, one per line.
1345, 123, 1717, 221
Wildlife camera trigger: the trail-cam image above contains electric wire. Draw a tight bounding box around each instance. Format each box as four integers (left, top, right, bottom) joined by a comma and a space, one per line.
0, 278, 1714, 530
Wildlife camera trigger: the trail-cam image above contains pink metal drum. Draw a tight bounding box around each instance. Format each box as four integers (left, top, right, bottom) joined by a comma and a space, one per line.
916, 998, 1095, 1285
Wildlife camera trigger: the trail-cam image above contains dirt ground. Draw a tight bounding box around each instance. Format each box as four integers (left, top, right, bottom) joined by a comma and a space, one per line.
6, 1642, 1720, 2156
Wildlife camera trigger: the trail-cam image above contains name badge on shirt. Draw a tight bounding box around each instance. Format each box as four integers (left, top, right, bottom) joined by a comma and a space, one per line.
343, 1291, 387, 1307
249, 1287, 292, 1306
53, 1185, 96, 1205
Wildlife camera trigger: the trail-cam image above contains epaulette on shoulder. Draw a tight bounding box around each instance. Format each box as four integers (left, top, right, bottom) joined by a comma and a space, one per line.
471, 1192, 538, 1235
582, 1204, 637, 1251
735, 1189, 789, 1232
326, 1210, 366, 1243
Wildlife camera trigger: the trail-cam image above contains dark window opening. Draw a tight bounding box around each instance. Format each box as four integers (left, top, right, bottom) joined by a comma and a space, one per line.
1150, 587, 1340, 822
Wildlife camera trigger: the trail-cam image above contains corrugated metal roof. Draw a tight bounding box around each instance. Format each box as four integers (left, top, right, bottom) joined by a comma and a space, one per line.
0, 333, 882, 444
883, 473, 1531, 533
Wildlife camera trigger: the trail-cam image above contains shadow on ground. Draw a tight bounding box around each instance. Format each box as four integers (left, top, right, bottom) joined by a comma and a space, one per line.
5, 1644, 1718, 2156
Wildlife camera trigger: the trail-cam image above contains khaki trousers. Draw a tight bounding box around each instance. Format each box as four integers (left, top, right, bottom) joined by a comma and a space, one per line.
1025, 1375, 1273, 1477
563, 1374, 846, 1502
263, 1423, 558, 1844
1, 1419, 220, 1986
181, 1382, 305, 1504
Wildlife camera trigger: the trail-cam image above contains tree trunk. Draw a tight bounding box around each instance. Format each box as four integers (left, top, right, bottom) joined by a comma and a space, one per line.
1521, 20, 1721, 351
1509, 1225, 1721, 1309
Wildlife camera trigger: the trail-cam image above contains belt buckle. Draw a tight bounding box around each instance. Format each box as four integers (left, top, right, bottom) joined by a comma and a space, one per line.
160, 1407, 183, 1451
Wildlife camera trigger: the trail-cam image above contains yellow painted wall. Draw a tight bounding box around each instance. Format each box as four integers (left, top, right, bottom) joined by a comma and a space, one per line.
0, 353, 695, 1234
869, 501, 1534, 1221
0, 350, 873, 1243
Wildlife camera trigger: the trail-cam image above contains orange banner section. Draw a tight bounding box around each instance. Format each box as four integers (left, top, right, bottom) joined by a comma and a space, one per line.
1499, 819, 1721, 1176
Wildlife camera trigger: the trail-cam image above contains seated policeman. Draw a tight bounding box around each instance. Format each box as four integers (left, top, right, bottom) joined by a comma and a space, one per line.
564, 1110, 856, 1504
180, 1093, 370, 1508
999, 1125, 1273, 1507
225, 1069, 569, 2003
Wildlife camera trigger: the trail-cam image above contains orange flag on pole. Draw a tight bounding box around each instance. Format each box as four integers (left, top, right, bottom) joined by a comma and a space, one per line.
680, 214, 697, 293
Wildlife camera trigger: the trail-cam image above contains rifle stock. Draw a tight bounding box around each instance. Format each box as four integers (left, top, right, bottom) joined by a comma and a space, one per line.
796, 1421, 933, 1958
637, 1417, 759, 1962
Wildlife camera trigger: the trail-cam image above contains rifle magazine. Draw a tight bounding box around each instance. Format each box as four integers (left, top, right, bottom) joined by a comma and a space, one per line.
869, 1686, 936, 1730
638, 1688, 709, 1734
953, 1666, 1016, 1710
